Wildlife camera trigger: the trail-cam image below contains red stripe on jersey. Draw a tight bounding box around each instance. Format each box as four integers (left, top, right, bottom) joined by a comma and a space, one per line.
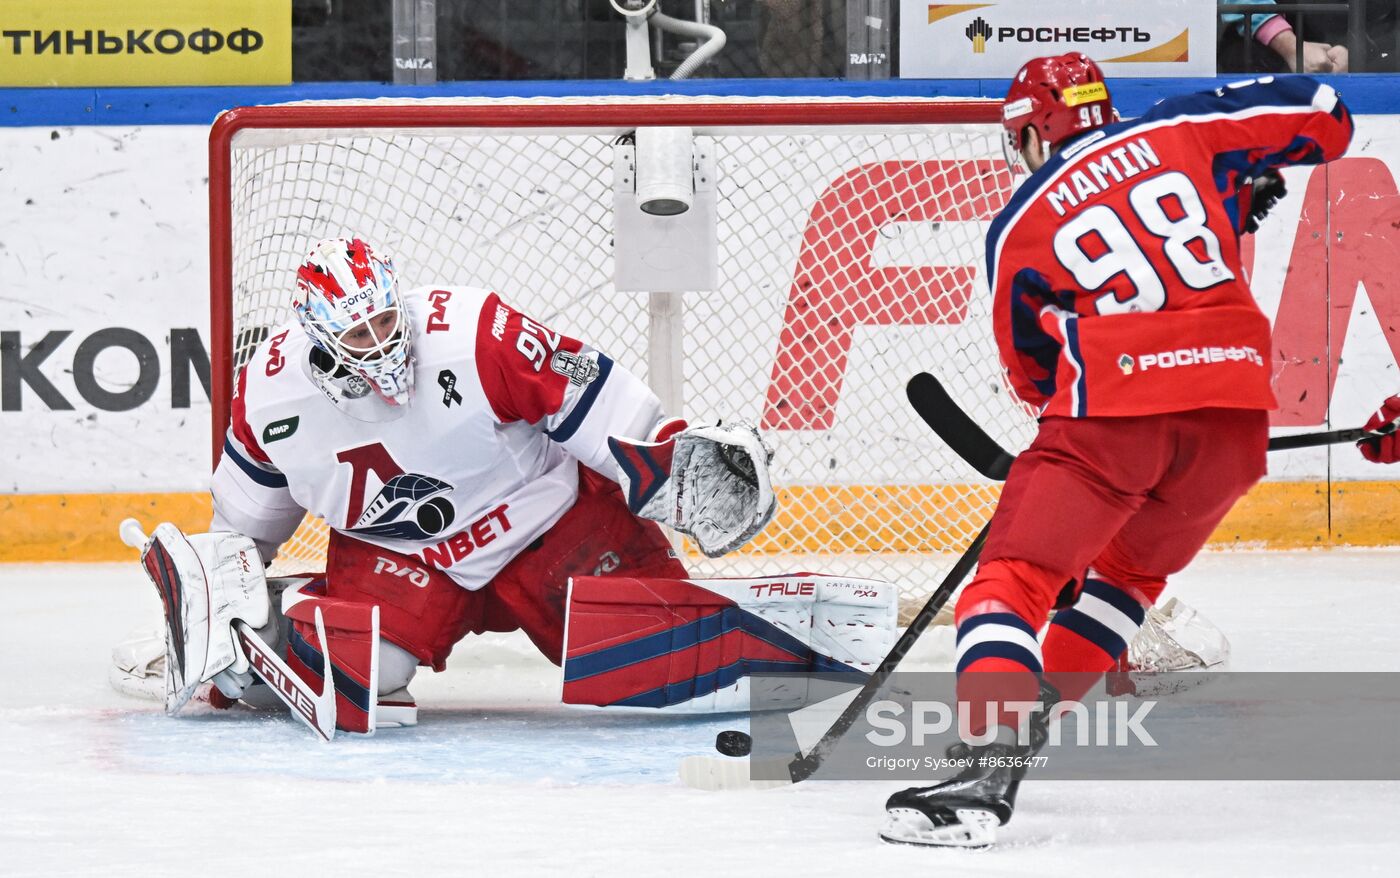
473, 292, 587, 424
229, 364, 273, 464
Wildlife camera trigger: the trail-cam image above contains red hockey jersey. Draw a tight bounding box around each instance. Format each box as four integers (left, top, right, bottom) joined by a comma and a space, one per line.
987, 76, 1353, 418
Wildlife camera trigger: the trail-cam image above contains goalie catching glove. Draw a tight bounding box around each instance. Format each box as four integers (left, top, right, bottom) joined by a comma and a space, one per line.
608, 421, 777, 558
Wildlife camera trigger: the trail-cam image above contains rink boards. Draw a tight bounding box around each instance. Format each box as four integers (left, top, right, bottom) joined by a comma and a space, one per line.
2, 110, 1399, 560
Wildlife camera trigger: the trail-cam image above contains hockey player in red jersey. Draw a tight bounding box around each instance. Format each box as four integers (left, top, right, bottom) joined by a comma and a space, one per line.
880, 56, 1354, 848
125, 238, 898, 735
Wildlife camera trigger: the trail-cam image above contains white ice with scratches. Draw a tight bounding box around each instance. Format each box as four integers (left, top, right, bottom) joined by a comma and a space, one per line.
3, 552, 1399, 876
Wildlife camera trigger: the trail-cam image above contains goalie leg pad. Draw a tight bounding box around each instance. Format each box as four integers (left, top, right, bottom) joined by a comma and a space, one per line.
561, 574, 897, 712
283, 582, 384, 734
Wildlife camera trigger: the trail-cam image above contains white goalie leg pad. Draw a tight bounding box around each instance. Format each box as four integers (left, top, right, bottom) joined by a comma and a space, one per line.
561, 573, 898, 713
109, 627, 167, 702
134, 522, 271, 716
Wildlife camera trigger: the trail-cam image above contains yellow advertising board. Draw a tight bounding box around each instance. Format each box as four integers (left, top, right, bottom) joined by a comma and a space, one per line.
0, 0, 289, 86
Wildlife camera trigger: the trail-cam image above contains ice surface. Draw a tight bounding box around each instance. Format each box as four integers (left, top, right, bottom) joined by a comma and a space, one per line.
3, 553, 1399, 876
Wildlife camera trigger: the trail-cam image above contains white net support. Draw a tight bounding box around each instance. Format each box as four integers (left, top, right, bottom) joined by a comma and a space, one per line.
214, 96, 1038, 620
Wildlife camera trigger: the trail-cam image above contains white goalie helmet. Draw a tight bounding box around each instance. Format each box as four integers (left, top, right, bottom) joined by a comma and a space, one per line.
293, 237, 414, 411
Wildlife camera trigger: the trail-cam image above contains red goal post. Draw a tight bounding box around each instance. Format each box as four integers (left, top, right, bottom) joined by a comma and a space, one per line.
207, 96, 1032, 618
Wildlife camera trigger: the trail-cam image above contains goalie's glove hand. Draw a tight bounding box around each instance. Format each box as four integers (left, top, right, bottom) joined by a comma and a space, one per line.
129, 523, 271, 715
1243, 169, 1287, 235
609, 420, 777, 558
1357, 394, 1400, 464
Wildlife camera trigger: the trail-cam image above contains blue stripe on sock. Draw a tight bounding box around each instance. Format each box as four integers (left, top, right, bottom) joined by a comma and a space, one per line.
1080, 578, 1147, 626
955, 611, 1038, 645
955, 639, 1043, 674
1049, 607, 1128, 660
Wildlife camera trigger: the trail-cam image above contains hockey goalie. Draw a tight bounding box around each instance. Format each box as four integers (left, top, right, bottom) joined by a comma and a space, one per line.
115, 237, 900, 737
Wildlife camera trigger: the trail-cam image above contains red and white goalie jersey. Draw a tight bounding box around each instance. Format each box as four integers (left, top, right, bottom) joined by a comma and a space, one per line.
988, 75, 1353, 418
211, 285, 674, 590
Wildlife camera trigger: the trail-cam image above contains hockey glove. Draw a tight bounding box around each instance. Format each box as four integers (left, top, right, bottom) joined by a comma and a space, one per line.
609, 421, 777, 558
1243, 169, 1287, 235
1357, 394, 1400, 464
131, 523, 272, 715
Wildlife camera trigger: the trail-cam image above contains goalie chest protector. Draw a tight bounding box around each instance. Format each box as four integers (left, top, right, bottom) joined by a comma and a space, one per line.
227, 285, 585, 590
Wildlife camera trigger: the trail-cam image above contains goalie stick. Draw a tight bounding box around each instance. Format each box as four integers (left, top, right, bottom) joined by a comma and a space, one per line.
905, 371, 1400, 481
119, 518, 339, 742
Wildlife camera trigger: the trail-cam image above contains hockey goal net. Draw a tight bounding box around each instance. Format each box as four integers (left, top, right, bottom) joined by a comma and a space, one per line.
209, 96, 1037, 621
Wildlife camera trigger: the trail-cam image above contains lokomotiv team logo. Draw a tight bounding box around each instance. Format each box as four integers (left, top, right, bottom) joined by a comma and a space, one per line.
349, 473, 457, 540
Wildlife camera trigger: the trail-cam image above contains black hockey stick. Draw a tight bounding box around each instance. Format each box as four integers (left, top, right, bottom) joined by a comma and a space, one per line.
906, 371, 1398, 481
783, 522, 990, 783
678, 521, 990, 790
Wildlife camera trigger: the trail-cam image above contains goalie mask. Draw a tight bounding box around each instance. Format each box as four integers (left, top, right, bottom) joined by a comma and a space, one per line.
294, 237, 414, 410
1001, 52, 1114, 174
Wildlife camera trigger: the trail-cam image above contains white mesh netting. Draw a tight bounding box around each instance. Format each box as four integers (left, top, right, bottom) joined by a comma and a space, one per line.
218, 97, 1038, 620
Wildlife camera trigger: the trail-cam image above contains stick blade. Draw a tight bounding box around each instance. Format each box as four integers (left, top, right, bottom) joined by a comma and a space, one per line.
905, 373, 1015, 481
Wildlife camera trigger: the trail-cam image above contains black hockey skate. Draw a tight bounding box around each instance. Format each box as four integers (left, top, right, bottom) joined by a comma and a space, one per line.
879, 742, 1028, 848
879, 684, 1056, 848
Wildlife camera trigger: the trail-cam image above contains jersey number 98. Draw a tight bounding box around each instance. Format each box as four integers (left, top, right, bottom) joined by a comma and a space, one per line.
1053, 171, 1235, 315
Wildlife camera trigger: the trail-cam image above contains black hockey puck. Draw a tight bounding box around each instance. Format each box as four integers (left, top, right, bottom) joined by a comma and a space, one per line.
715, 729, 752, 758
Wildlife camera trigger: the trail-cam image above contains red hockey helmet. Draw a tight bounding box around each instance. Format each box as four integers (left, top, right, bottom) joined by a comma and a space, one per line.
1001, 53, 1114, 170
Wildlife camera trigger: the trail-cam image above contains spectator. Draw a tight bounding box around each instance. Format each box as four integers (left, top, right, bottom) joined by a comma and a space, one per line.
1220, 0, 1348, 73
756, 0, 844, 77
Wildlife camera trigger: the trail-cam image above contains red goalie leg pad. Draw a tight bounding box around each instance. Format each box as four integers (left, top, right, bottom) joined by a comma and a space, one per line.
283, 585, 379, 734
562, 577, 738, 708
561, 574, 881, 709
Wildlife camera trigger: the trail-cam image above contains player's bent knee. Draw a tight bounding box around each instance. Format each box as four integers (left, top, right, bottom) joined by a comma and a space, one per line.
955, 558, 1072, 627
